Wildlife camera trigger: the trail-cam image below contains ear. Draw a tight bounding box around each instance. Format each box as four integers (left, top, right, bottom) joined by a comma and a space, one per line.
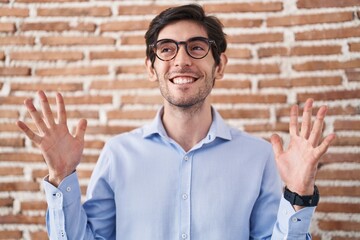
145, 58, 158, 82
214, 53, 228, 80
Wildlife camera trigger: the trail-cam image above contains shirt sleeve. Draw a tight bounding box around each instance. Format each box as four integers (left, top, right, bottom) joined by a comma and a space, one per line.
43, 170, 116, 240
271, 196, 315, 240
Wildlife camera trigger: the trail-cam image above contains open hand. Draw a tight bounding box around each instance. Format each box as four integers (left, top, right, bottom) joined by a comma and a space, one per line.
270, 99, 336, 198
16, 91, 87, 187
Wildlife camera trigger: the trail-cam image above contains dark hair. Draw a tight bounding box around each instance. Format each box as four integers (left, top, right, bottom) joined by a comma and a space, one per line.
145, 4, 227, 66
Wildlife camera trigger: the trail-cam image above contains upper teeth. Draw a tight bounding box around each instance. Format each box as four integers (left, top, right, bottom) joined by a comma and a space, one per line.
173, 77, 194, 84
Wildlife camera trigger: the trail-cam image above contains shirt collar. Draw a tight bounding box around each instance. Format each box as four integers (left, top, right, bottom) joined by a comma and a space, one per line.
142, 106, 232, 141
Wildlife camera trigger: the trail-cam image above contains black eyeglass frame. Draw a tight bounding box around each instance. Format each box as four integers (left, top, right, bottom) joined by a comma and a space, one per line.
149, 36, 217, 61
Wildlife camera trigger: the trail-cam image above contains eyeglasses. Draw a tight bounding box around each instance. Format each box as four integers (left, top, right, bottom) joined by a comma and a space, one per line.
150, 37, 216, 61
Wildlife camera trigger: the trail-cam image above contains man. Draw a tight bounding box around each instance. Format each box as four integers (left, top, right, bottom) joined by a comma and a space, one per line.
17, 4, 335, 240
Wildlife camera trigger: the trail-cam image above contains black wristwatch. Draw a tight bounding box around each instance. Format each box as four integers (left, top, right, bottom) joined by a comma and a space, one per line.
284, 185, 320, 207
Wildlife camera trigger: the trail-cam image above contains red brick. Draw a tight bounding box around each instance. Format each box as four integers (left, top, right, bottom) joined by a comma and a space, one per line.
349, 42, 360, 52
0, 198, 13, 207
90, 50, 145, 60
332, 136, 360, 146
227, 32, 283, 44
226, 47, 252, 59
259, 76, 342, 88
21, 201, 47, 211
1, 122, 26, 132
120, 35, 145, 45
0, 138, 25, 147
0, 182, 39, 192
0, 51, 4, 60
11, 83, 83, 92
0, 96, 30, 105
62, 95, 113, 105
86, 125, 136, 135
118, 4, 173, 15
297, 0, 360, 8
37, 7, 111, 16
0, 22, 16, 32
219, 18, 263, 28
334, 120, 360, 131
218, 108, 270, 119
0, 152, 43, 162
226, 63, 280, 74
296, 27, 360, 41
322, 153, 360, 164
17, 0, 86, 2
320, 186, 360, 197
30, 231, 48, 240
244, 122, 289, 132
293, 59, 360, 71
0, 231, 22, 239
267, 12, 353, 27
0, 109, 19, 118
116, 65, 147, 74
0, 7, 29, 17
10, 51, 83, 61
297, 90, 360, 102
318, 220, 360, 231
0, 167, 23, 176
84, 140, 105, 150
90, 80, 156, 90
346, 69, 360, 81
0, 67, 30, 76
35, 66, 108, 76
0, 215, 45, 225
210, 94, 287, 104
0, 36, 35, 45
317, 202, 360, 213
215, 79, 251, 89
317, 168, 360, 180
100, 19, 150, 32
121, 95, 162, 105
40, 36, 115, 46
107, 109, 157, 120
20, 22, 70, 32
204, 2, 283, 13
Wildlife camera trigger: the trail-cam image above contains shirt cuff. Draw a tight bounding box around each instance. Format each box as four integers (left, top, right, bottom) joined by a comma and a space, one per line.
277, 196, 315, 235
43, 171, 82, 210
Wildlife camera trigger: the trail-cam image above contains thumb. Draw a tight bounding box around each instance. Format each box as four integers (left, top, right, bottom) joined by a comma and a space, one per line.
75, 119, 87, 141
270, 134, 283, 159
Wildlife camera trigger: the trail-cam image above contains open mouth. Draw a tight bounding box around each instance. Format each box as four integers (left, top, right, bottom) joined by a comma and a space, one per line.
170, 76, 199, 85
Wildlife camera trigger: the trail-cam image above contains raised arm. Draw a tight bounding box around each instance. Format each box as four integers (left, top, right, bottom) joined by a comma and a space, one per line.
16, 90, 87, 187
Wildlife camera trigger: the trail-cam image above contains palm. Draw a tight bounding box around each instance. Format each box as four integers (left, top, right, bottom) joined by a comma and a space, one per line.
270, 99, 335, 195
17, 91, 87, 186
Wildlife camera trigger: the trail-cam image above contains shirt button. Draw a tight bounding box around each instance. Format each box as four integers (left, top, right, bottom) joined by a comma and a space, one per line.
181, 233, 187, 239
292, 217, 298, 222
66, 187, 71, 192
55, 192, 62, 198
184, 155, 189, 161
182, 193, 188, 200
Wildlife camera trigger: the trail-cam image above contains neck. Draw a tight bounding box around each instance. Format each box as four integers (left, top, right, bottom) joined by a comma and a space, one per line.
162, 100, 212, 152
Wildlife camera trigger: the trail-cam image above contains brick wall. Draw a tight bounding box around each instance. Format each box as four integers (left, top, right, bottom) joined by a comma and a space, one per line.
0, 0, 359, 239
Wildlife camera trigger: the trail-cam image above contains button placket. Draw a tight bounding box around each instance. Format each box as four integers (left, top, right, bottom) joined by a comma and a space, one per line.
180, 153, 192, 239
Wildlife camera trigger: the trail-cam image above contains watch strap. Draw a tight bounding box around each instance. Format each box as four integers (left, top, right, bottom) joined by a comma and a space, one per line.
284, 185, 320, 207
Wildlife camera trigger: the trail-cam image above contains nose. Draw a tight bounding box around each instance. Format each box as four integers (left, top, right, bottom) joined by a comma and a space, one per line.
174, 45, 192, 67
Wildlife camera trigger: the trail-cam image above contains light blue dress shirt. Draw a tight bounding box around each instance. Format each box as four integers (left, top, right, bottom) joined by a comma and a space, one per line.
43, 107, 315, 240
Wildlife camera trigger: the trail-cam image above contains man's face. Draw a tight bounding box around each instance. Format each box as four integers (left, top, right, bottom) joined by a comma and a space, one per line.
147, 20, 225, 109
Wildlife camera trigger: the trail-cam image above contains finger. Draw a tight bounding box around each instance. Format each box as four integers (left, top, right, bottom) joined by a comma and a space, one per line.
300, 98, 313, 139
16, 120, 42, 145
56, 92, 67, 125
289, 104, 299, 136
315, 133, 336, 158
309, 105, 327, 147
24, 98, 48, 135
75, 119, 87, 141
270, 134, 284, 159
38, 91, 56, 127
